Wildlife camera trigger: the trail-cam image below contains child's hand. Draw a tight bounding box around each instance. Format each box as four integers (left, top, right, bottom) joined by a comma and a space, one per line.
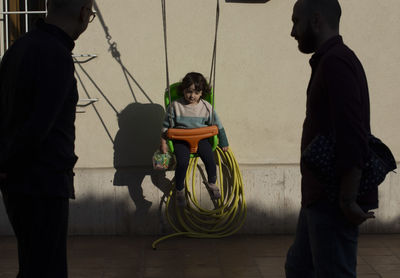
222, 146, 229, 152
160, 138, 168, 154
160, 144, 168, 154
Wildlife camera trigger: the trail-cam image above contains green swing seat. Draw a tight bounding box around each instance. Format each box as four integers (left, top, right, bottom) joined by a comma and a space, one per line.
164, 82, 219, 155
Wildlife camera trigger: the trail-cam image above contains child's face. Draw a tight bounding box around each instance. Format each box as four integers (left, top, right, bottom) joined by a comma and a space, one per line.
183, 84, 202, 104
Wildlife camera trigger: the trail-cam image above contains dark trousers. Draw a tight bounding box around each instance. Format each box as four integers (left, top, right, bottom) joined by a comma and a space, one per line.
174, 139, 217, 190
1, 190, 69, 278
285, 200, 359, 278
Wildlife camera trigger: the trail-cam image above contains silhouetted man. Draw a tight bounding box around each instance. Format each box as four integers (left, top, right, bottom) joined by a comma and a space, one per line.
0, 0, 95, 277
286, 0, 376, 277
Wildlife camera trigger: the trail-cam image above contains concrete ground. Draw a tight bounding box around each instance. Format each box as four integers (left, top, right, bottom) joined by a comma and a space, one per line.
1, 234, 400, 278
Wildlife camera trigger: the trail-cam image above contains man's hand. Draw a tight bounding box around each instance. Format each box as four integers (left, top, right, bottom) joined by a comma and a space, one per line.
339, 167, 375, 226
340, 200, 375, 226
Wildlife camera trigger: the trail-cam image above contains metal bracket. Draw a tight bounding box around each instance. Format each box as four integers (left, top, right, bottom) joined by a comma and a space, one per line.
77, 98, 99, 113
72, 54, 98, 64
77, 98, 99, 107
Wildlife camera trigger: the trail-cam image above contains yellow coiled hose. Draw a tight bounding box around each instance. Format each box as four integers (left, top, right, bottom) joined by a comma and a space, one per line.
152, 147, 246, 249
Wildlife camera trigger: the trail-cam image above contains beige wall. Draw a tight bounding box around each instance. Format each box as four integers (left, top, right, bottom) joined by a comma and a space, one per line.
1, 0, 400, 235
73, 0, 400, 167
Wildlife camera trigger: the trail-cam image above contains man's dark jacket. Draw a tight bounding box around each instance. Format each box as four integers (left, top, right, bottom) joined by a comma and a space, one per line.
301, 36, 377, 210
0, 19, 78, 198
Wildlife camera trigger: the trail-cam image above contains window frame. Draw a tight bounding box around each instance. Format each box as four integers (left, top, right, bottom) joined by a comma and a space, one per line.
1, 0, 47, 56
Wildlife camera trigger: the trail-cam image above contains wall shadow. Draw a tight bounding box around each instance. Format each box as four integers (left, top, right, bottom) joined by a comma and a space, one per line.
2, 191, 400, 235
113, 102, 172, 217
69, 198, 400, 235
72, 2, 175, 223
93, 1, 153, 104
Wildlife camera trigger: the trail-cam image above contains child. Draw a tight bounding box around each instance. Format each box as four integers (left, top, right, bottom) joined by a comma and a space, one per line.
160, 72, 229, 206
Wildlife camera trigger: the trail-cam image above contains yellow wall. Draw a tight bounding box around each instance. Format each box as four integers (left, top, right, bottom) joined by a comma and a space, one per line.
71, 0, 400, 167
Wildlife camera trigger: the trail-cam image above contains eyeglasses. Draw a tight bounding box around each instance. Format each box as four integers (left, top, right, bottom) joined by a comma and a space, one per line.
85, 7, 96, 23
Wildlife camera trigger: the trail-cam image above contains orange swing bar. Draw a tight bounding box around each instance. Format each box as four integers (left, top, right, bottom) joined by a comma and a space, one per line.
167, 125, 219, 153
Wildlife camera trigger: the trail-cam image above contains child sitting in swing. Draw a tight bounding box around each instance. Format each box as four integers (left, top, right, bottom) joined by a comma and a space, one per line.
160, 72, 229, 206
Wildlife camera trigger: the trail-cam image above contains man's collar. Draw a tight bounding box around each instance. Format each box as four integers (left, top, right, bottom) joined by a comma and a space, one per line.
36, 18, 75, 52
310, 35, 343, 66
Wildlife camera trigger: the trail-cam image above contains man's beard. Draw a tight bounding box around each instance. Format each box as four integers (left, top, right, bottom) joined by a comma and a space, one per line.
298, 22, 318, 54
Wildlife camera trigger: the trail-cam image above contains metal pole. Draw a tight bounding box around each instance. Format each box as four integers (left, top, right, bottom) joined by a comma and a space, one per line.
1, 11, 46, 15
24, 0, 28, 32
5, 0, 9, 50
71, 54, 98, 58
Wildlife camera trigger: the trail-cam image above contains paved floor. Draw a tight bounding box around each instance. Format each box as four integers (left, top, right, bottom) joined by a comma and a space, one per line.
1, 234, 400, 278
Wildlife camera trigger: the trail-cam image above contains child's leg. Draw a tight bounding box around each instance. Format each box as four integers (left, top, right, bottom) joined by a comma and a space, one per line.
197, 139, 217, 184
173, 140, 191, 191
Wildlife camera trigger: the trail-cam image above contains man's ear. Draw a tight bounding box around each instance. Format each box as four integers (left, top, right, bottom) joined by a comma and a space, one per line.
310, 12, 322, 33
79, 6, 86, 22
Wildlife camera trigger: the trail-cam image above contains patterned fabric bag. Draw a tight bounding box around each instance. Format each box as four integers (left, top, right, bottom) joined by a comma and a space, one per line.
152, 150, 175, 170
301, 134, 397, 201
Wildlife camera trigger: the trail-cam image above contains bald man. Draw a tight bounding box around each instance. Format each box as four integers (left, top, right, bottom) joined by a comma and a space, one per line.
286, 0, 376, 277
0, 0, 95, 277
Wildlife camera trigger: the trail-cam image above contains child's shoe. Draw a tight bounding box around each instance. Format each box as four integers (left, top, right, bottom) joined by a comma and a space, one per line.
176, 189, 186, 207
206, 183, 221, 199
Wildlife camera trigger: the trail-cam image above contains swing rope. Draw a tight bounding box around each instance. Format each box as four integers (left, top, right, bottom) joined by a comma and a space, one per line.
161, 0, 220, 126
209, 0, 220, 125
161, 0, 173, 128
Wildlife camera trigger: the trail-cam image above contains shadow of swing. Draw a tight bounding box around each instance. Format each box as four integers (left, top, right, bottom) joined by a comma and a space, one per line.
72, 1, 175, 222
113, 102, 172, 217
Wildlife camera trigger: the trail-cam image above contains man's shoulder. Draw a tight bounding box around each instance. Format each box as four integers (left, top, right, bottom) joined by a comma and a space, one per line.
323, 42, 358, 64
14, 28, 49, 46
5, 30, 38, 53
318, 43, 362, 75
10, 28, 67, 58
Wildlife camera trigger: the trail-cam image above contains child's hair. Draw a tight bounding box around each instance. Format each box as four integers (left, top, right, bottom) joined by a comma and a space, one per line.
178, 72, 211, 99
